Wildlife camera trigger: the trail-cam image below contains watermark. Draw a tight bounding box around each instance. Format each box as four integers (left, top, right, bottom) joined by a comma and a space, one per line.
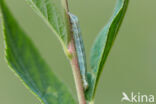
121, 92, 155, 103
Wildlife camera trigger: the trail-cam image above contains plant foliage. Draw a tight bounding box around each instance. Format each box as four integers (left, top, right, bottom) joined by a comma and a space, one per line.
0, 0, 129, 103
0, 1, 76, 104
85, 0, 129, 101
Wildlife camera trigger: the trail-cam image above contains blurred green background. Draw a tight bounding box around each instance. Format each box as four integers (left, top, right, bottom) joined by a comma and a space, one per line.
0, 0, 156, 104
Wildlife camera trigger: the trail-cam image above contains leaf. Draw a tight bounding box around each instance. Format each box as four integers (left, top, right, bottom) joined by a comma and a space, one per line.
0, 1, 76, 104
86, 0, 129, 101
26, 0, 70, 49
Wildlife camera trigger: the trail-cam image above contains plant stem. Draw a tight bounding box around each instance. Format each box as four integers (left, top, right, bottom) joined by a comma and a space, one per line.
68, 39, 86, 104
63, 0, 87, 104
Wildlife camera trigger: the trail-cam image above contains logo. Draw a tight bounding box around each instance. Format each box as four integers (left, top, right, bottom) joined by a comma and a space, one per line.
121, 92, 155, 103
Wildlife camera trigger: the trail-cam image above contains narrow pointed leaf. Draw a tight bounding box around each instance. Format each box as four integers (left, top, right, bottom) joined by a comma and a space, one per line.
0, 1, 76, 104
86, 0, 129, 100
26, 0, 70, 48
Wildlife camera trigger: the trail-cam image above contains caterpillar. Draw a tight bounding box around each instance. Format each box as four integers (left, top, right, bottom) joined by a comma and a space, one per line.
68, 13, 88, 90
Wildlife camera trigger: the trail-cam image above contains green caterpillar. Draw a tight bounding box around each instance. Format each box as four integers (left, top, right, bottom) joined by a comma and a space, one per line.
68, 13, 88, 90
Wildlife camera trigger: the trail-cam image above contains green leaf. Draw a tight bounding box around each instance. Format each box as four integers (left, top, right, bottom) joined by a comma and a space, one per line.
86, 0, 129, 101
0, 1, 76, 104
26, 0, 70, 49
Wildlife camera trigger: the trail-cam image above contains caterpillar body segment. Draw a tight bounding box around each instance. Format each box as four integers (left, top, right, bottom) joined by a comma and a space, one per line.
68, 13, 88, 90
